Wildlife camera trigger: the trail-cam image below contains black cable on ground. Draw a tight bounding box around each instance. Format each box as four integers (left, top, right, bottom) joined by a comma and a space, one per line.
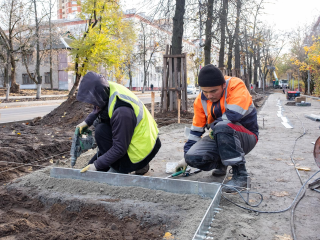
220, 99, 319, 240
286, 105, 308, 240
221, 170, 320, 214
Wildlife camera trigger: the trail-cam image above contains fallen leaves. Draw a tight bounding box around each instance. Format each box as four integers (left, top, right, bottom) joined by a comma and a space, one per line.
296, 167, 311, 171
274, 234, 293, 240
276, 178, 287, 182
163, 232, 174, 239
271, 191, 290, 197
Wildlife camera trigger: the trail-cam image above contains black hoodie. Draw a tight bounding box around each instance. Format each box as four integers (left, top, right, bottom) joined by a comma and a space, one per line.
77, 72, 136, 170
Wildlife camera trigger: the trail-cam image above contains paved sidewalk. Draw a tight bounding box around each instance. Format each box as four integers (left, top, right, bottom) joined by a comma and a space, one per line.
0, 100, 64, 109
0, 94, 68, 100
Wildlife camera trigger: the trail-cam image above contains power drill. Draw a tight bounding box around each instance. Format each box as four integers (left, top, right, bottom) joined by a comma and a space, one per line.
70, 128, 97, 167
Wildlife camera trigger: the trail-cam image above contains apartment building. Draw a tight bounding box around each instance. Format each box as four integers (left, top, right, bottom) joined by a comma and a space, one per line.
57, 0, 81, 20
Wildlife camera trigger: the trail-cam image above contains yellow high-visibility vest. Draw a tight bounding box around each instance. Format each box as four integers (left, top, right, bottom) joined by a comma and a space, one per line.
108, 81, 159, 163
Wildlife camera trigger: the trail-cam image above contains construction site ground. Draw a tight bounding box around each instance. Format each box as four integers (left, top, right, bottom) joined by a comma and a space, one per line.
0, 89, 319, 239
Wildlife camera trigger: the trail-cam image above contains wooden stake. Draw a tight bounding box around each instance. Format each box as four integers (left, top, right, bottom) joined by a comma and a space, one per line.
151, 91, 155, 118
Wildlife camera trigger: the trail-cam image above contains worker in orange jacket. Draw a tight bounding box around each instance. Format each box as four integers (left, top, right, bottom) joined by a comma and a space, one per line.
176, 64, 259, 192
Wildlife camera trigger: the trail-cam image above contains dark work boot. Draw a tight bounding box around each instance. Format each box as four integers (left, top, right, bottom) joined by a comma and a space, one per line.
223, 164, 248, 193
211, 163, 227, 176
134, 163, 150, 175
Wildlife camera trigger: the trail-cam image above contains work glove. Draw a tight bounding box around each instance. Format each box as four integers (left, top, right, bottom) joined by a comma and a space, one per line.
209, 129, 214, 140
76, 121, 88, 134
175, 158, 187, 172
80, 164, 97, 173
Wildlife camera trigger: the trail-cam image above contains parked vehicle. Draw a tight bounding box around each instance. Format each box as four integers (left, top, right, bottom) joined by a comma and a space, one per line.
279, 79, 289, 89
187, 85, 197, 94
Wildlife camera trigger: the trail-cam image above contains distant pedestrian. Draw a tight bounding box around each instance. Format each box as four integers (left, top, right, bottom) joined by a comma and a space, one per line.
282, 84, 285, 94
150, 83, 154, 91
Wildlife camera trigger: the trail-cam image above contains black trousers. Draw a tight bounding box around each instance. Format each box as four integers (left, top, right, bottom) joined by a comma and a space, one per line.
185, 122, 257, 171
89, 122, 161, 174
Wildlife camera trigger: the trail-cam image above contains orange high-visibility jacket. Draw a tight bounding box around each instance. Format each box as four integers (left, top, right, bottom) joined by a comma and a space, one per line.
186, 76, 258, 145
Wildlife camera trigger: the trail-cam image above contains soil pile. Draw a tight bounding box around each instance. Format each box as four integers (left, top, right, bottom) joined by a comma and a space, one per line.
0, 187, 166, 240
36, 96, 92, 128
0, 97, 92, 184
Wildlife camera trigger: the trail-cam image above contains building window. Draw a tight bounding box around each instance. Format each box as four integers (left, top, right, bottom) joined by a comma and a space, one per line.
72, 6, 77, 10
24, 53, 33, 64
22, 73, 34, 84
72, 1, 77, 4
44, 72, 51, 84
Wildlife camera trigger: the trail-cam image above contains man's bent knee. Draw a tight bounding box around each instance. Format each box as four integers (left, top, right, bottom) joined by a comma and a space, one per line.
213, 122, 235, 135
185, 153, 219, 171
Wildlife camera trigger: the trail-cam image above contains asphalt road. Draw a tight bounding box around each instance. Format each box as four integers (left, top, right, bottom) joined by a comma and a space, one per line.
0, 105, 59, 124
0, 92, 200, 124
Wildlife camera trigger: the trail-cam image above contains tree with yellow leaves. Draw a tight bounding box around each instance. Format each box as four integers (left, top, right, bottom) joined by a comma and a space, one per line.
291, 37, 320, 95
68, 0, 136, 96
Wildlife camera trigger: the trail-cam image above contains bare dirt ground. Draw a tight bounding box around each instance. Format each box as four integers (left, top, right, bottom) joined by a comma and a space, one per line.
4, 89, 318, 240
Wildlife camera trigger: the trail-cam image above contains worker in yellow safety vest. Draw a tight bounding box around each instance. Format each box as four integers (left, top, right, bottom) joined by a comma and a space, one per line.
76, 72, 161, 175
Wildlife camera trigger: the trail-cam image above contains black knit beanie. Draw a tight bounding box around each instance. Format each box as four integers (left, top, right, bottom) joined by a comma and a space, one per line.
198, 64, 225, 87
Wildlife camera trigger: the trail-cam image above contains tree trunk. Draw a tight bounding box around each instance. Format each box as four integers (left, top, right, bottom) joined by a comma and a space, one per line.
255, 43, 261, 85
204, 0, 214, 65
9, 54, 19, 93
69, 72, 81, 96
227, 32, 234, 71
218, 0, 228, 68
171, 0, 186, 111
34, 0, 41, 99
6, 49, 10, 101
234, 0, 241, 70
244, 27, 250, 89
142, 36, 146, 93
49, 0, 53, 90
172, 0, 185, 55
128, 64, 132, 90
253, 46, 258, 85
143, 71, 146, 93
